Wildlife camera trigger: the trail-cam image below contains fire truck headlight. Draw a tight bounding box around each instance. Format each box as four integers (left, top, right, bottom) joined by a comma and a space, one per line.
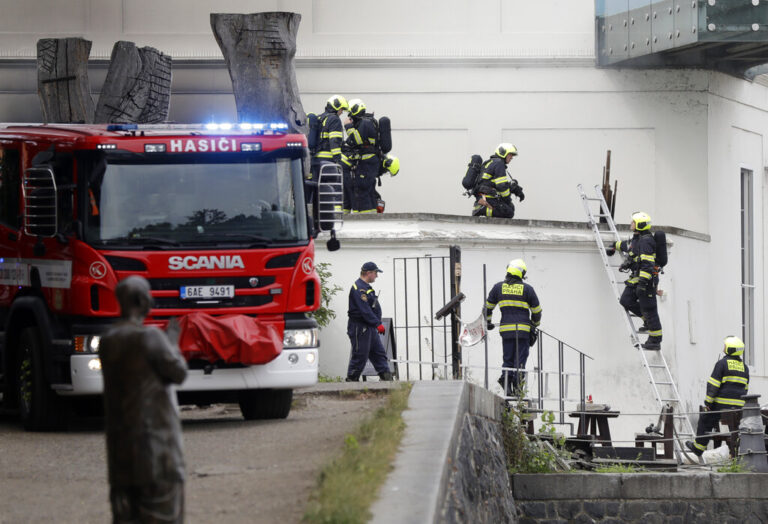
74, 335, 101, 353
283, 328, 318, 349
88, 358, 102, 371
88, 336, 101, 353
306, 352, 316, 365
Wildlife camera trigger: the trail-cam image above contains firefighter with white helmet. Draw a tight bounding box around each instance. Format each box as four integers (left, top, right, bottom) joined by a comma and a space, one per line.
473, 143, 524, 218
485, 258, 542, 396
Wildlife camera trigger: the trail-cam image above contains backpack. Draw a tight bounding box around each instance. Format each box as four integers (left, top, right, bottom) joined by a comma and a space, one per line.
654, 230, 668, 267
461, 154, 484, 195
307, 112, 321, 154
378, 116, 392, 154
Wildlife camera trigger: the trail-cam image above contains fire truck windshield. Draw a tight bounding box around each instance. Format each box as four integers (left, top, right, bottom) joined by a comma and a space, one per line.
83, 151, 308, 248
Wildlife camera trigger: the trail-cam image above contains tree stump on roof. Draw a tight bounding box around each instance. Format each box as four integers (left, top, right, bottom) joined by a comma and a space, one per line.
211, 12, 307, 133
37, 37, 95, 123
94, 41, 173, 124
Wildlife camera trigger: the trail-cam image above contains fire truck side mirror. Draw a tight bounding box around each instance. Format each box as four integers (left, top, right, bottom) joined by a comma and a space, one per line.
316, 163, 343, 241
22, 167, 58, 238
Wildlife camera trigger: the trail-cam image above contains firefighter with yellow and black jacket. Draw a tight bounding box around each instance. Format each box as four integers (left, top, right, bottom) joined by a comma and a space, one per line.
615, 211, 662, 350
341, 99, 380, 214
473, 143, 524, 218
310, 95, 348, 206
485, 259, 542, 396
685, 336, 750, 457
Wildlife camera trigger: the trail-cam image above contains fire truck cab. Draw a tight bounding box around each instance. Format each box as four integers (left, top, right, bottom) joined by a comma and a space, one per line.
0, 123, 341, 430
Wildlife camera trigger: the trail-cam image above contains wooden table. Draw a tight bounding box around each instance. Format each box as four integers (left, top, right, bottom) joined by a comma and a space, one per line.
569, 406, 620, 446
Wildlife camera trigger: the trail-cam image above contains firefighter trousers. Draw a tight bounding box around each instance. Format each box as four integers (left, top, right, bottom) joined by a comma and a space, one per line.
693, 404, 737, 451
472, 197, 515, 218
346, 320, 390, 380
499, 332, 530, 395
350, 158, 379, 214
619, 283, 662, 339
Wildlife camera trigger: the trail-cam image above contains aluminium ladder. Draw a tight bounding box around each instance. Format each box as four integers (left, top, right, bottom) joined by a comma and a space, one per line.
577, 184, 695, 463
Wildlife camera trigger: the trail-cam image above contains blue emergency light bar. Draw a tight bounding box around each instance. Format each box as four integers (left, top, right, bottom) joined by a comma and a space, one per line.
106, 122, 290, 134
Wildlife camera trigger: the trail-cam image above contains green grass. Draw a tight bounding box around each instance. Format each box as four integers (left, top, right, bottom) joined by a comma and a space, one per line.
318, 374, 344, 383
717, 457, 748, 473
302, 382, 412, 524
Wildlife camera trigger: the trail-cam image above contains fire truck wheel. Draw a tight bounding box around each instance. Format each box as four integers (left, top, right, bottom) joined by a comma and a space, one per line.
238, 388, 293, 420
17, 327, 67, 431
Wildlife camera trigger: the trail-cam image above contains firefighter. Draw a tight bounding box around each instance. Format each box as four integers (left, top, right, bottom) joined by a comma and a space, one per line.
685, 336, 750, 457
311, 95, 348, 207
615, 211, 662, 350
342, 99, 380, 214
346, 261, 393, 381
485, 259, 542, 396
473, 143, 525, 218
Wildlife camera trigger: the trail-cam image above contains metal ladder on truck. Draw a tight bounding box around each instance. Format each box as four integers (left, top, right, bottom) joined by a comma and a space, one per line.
577, 184, 695, 463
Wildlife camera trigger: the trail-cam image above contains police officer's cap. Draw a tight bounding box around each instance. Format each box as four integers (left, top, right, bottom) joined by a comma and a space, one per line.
361, 261, 383, 273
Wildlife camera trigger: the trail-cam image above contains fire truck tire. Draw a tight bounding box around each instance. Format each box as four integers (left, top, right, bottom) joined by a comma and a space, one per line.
17, 327, 67, 431
238, 388, 293, 420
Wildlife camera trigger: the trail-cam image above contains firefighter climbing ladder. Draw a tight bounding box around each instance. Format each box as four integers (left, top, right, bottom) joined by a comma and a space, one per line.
577, 184, 695, 462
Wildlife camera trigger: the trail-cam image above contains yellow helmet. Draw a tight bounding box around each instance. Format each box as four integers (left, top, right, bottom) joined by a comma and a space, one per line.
495, 143, 518, 158
326, 95, 348, 112
383, 154, 400, 176
724, 336, 745, 356
506, 258, 527, 279
348, 98, 366, 117
631, 211, 651, 231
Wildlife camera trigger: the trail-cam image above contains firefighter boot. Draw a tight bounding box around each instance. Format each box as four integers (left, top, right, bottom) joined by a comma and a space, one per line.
642, 336, 662, 350
378, 371, 393, 381
685, 440, 703, 457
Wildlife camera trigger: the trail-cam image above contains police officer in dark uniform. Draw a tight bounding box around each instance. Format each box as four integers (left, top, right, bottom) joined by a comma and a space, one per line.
346, 261, 393, 381
615, 211, 662, 350
473, 143, 524, 218
685, 336, 750, 456
485, 259, 542, 396
342, 99, 380, 214
310, 95, 348, 206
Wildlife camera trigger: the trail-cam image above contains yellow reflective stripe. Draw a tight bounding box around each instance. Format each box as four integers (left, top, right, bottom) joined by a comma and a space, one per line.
367, 138, 376, 145
626, 278, 639, 284
531, 305, 542, 314
486, 207, 492, 217
499, 324, 531, 332
328, 131, 343, 138
316, 151, 333, 158
349, 129, 362, 145
705, 395, 715, 403
713, 397, 745, 406
640, 254, 655, 261
707, 377, 721, 387
361, 153, 377, 160
722, 376, 748, 385
481, 173, 492, 180
352, 209, 378, 214
330, 148, 341, 155
648, 329, 662, 336
491, 176, 507, 184
497, 300, 529, 309
365, 289, 374, 294
693, 442, 707, 451
638, 271, 652, 279
486, 301, 496, 309
615, 241, 621, 250
498, 189, 511, 197
353, 283, 358, 290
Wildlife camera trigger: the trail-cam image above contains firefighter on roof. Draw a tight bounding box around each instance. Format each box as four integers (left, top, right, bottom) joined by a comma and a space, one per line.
685, 336, 750, 457
310, 95, 348, 205
615, 211, 663, 350
346, 261, 393, 381
485, 259, 542, 396
342, 99, 380, 214
473, 143, 525, 219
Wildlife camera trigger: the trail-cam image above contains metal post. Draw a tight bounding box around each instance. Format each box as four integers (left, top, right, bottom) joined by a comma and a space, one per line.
392, 258, 399, 378
428, 256, 435, 380
416, 258, 423, 378
442, 257, 448, 370
449, 245, 461, 379
580, 353, 586, 433
558, 340, 565, 426
537, 332, 543, 410
483, 263, 488, 389
403, 259, 411, 380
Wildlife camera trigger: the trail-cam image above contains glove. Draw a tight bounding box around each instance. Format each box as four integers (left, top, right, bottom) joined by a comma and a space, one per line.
605, 246, 616, 256
529, 327, 538, 347
487, 322, 495, 331
704, 402, 712, 411
517, 190, 525, 202
376, 324, 386, 334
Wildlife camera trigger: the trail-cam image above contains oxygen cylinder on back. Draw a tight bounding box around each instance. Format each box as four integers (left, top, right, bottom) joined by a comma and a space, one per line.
307, 112, 321, 153
654, 230, 668, 267
378, 116, 392, 154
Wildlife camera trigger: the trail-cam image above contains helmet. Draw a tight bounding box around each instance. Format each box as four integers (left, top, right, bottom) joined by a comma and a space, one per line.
326, 95, 348, 112
348, 98, 366, 117
506, 258, 527, 279
383, 154, 400, 176
724, 336, 745, 357
495, 143, 518, 158
631, 211, 651, 231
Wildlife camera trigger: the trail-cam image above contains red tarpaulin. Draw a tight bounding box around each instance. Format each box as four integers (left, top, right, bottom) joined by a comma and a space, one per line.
176, 312, 283, 365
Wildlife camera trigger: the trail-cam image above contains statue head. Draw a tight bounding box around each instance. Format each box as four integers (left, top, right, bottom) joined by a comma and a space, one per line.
115, 276, 153, 321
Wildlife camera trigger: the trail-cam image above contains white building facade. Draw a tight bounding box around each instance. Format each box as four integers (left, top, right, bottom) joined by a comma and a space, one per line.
0, 0, 766, 441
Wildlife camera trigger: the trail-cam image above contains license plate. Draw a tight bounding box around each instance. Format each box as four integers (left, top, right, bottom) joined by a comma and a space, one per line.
180, 285, 235, 300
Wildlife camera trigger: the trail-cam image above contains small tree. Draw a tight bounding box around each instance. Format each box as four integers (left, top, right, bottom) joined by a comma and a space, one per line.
311, 263, 343, 328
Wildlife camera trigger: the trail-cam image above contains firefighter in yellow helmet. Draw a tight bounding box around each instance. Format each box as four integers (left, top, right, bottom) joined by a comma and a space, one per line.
484, 258, 542, 396
309, 95, 348, 206
340, 99, 381, 214
614, 211, 662, 350
473, 143, 524, 219
685, 336, 749, 457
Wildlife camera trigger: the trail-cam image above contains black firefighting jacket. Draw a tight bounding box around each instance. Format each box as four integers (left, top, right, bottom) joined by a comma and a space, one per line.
705, 354, 750, 408
476, 155, 523, 203
348, 278, 382, 326
342, 116, 378, 168
315, 110, 344, 164
615, 231, 656, 285
485, 275, 542, 335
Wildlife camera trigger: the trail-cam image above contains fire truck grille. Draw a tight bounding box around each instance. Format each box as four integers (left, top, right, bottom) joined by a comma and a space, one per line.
148, 276, 276, 290
152, 294, 273, 309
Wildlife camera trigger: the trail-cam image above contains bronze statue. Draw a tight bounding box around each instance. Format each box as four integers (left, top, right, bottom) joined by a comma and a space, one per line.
100, 276, 188, 523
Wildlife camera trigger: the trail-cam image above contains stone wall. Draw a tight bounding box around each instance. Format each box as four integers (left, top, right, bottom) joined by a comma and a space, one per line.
513, 472, 768, 523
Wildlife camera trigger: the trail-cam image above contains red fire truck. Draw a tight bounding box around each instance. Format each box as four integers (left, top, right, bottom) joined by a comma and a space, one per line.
0, 122, 342, 430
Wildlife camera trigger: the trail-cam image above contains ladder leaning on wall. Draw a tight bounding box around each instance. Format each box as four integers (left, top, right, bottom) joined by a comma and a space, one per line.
577, 184, 695, 463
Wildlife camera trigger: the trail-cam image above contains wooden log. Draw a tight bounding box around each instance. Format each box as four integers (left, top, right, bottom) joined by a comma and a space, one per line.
211, 12, 307, 133
94, 41, 173, 124
37, 38, 95, 123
